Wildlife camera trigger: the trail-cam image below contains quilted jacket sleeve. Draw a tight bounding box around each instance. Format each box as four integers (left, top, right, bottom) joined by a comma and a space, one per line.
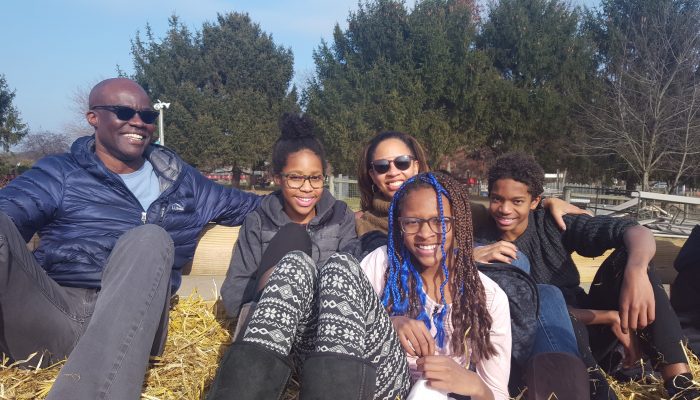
0, 157, 65, 241
190, 167, 261, 226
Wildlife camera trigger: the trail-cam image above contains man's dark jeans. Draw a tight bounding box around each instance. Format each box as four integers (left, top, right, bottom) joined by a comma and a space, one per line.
0, 212, 173, 399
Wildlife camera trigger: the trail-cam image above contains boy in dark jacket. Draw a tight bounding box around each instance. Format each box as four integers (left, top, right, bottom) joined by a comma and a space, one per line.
479, 152, 698, 399
0, 78, 260, 399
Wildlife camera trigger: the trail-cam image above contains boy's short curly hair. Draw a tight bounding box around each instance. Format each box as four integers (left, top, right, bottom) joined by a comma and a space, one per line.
487, 152, 545, 197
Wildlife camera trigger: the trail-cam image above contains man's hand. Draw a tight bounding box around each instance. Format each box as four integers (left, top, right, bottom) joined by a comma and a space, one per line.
542, 197, 592, 231
619, 267, 655, 333
391, 316, 435, 357
473, 241, 518, 264
417, 356, 493, 400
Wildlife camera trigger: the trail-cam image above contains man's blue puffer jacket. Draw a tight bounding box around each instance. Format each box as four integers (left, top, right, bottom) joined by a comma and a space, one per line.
0, 135, 261, 292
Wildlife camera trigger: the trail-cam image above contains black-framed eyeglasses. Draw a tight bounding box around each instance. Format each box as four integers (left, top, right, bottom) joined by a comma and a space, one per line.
370, 155, 415, 174
280, 173, 325, 189
90, 105, 159, 125
398, 216, 454, 234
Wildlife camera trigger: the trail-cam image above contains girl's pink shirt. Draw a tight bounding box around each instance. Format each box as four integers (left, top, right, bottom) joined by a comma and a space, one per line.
360, 246, 512, 400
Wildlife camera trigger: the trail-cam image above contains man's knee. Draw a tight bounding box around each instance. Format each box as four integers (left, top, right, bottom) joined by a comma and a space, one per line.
0, 211, 11, 224
103, 225, 174, 283
117, 224, 173, 251
0, 211, 18, 236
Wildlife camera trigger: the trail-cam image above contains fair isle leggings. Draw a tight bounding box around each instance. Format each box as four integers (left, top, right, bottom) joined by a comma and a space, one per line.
242, 251, 410, 400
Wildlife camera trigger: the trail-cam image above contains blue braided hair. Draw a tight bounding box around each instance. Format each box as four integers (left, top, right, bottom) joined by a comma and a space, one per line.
382, 172, 453, 348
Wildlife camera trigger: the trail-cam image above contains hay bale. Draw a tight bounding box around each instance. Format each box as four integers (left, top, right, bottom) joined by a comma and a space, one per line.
2, 296, 698, 399
607, 348, 700, 400
0, 293, 232, 399
141, 294, 232, 399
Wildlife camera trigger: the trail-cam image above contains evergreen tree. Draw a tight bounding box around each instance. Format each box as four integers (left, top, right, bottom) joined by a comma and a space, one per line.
303, 0, 487, 174
130, 13, 297, 170
478, 0, 598, 174
0, 74, 28, 153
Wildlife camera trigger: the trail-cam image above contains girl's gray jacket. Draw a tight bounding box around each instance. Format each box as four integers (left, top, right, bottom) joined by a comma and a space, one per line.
221, 189, 357, 317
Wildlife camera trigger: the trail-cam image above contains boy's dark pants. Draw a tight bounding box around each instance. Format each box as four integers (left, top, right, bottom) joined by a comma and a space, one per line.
574, 248, 687, 370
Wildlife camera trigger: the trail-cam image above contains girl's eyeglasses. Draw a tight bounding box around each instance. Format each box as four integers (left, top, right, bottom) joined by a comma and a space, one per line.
398, 216, 454, 234
370, 155, 415, 174
280, 173, 325, 189
90, 105, 159, 125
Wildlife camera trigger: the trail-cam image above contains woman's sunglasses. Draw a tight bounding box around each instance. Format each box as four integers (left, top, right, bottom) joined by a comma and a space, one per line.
90, 105, 159, 125
370, 155, 415, 174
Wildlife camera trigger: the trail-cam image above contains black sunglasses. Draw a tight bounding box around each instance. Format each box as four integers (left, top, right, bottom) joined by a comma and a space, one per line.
90, 105, 159, 124
370, 155, 415, 174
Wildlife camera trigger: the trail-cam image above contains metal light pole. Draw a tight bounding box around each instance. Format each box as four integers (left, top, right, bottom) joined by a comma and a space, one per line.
153, 100, 171, 146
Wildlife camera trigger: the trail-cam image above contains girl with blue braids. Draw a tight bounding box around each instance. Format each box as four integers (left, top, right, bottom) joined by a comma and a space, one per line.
361, 172, 512, 400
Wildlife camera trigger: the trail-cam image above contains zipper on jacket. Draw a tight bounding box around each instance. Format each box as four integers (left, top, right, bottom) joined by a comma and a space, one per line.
141, 212, 147, 224
159, 204, 166, 223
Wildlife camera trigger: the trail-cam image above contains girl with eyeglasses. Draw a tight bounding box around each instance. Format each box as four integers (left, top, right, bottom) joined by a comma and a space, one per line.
220, 113, 357, 320
207, 173, 508, 400
210, 117, 410, 400
360, 172, 511, 400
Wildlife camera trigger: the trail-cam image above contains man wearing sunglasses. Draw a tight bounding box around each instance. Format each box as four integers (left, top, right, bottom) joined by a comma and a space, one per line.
0, 78, 261, 399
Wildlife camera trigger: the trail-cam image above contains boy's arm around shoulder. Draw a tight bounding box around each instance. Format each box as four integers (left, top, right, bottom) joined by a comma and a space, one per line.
0, 156, 65, 240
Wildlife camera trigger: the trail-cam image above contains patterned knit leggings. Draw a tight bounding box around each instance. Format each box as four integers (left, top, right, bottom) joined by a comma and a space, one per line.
242, 251, 410, 400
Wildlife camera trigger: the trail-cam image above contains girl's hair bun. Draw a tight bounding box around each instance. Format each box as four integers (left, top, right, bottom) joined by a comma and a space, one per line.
279, 112, 316, 140
271, 113, 327, 174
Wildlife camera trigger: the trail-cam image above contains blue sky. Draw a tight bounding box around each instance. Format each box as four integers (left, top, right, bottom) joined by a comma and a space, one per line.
1, 0, 598, 135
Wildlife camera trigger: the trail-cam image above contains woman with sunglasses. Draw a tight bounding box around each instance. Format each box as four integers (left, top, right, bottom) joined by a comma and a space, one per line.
220, 113, 357, 320
356, 131, 430, 241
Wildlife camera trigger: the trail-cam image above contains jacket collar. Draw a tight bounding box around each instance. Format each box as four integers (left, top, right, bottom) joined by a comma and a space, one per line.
261, 189, 337, 228
71, 135, 185, 194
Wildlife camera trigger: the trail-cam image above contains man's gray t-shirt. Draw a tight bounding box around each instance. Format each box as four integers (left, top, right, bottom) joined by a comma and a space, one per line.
119, 160, 160, 211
